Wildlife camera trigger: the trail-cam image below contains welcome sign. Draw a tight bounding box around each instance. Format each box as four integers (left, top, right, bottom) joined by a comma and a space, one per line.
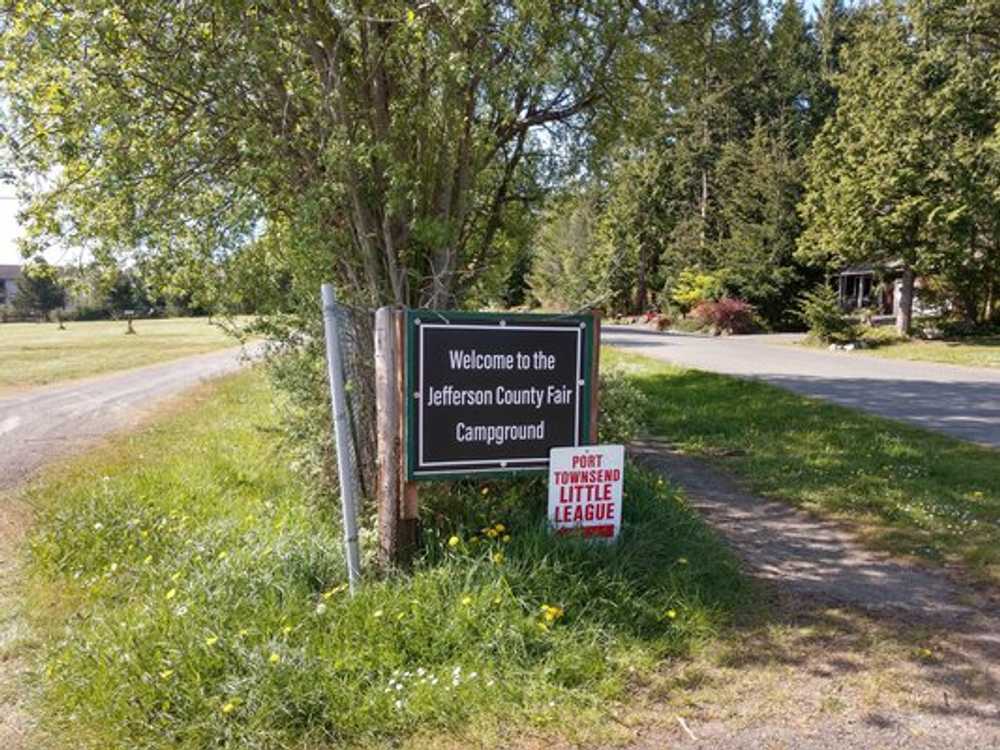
405, 311, 596, 479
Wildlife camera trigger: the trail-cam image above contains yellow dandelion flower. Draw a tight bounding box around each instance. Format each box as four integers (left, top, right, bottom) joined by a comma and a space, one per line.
541, 605, 564, 622
485, 528, 498, 539
665, 609, 677, 620
221, 701, 236, 714
269, 652, 280, 664
502, 535, 511, 543
448, 535, 460, 548
461, 595, 473, 606
205, 636, 219, 647
494, 523, 506, 533
238, 628, 249, 637
165, 588, 176, 600
491, 552, 504, 564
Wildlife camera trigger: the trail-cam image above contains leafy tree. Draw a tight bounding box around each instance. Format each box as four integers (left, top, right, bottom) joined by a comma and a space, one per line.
13, 257, 66, 318
1, 1, 639, 313
104, 269, 150, 314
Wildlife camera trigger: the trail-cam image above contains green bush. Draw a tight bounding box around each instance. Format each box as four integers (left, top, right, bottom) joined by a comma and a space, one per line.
597, 366, 650, 443
857, 325, 908, 347
797, 284, 857, 343
670, 270, 723, 312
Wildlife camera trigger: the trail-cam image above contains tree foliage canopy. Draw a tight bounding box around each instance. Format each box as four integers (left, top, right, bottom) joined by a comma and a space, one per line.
1, 0, 642, 310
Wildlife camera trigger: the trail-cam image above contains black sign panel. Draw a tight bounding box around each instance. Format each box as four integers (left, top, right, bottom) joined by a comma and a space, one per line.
405, 311, 594, 479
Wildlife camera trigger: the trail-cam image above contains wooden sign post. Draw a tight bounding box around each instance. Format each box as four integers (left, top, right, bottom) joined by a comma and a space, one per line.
375, 308, 601, 566
374, 307, 419, 566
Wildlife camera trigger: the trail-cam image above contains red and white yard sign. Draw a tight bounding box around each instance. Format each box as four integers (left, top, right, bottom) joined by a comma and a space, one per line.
548, 444, 624, 540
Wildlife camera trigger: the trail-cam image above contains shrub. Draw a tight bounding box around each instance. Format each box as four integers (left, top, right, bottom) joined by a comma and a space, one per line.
670, 270, 724, 312
797, 284, 857, 343
857, 324, 907, 347
597, 366, 650, 443
691, 298, 756, 335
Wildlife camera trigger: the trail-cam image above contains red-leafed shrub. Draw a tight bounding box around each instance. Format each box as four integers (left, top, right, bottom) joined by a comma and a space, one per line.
691, 298, 756, 335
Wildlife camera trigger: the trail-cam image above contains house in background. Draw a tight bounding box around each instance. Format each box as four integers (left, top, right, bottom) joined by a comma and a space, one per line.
0, 264, 21, 305
837, 263, 937, 319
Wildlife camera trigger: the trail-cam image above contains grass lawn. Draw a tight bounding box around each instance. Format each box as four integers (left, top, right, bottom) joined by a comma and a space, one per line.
606, 350, 1000, 582
860, 336, 1000, 369
0, 317, 243, 391
19, 369, 750, 749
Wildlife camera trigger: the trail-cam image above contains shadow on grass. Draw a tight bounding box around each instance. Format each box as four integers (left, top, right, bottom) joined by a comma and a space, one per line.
701, 589, 1000, 725
615, 360, 1000, 574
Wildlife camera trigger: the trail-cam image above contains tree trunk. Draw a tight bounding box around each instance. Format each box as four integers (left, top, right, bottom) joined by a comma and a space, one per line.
635, 245, 648, 314
896, 267, 914, 335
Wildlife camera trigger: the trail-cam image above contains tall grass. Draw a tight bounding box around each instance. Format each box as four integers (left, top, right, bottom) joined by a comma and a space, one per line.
25, 370, 750, 749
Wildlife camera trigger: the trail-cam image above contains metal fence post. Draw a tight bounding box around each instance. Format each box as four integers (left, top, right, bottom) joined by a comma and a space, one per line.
321, 284, 362, 593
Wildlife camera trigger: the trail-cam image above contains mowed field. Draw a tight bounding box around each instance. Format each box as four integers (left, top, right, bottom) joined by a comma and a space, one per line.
0, 318, 242, 391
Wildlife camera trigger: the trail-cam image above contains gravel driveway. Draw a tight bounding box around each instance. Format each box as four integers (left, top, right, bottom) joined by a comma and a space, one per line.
603, 326, 1000, 448
0, 346, 252, 492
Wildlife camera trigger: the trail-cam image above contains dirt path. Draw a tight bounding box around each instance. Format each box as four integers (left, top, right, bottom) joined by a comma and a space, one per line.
0, 345, 253, 492
625, 440, 1000, 749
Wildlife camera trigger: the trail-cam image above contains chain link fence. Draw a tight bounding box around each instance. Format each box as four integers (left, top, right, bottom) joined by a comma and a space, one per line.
327, 300, 377, 503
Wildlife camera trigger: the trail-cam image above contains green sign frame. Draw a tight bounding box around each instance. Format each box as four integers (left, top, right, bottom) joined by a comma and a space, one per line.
404, 309, 596, 481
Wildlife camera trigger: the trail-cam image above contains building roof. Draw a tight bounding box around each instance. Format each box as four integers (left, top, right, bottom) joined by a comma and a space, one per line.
0, 264, 23, 280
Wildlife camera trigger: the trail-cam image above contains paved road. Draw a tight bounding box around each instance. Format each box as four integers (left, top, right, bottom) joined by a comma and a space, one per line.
603, 326, 1000, 448
0, 347, 251, 492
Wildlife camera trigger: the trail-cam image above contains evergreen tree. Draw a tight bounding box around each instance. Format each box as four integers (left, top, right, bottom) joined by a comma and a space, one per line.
714, 120, 816, 326
768, 0, 823, 146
